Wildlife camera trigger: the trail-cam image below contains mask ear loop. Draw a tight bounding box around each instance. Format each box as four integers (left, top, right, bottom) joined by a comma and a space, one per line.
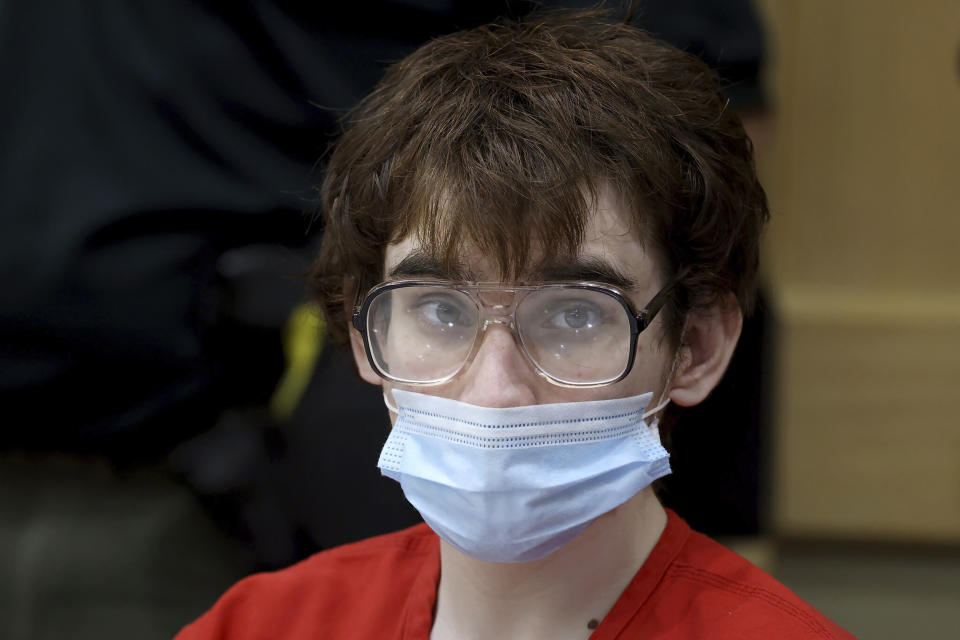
641, 396, 671, 421
641, 318, 688, 422
383, 387, 399, 416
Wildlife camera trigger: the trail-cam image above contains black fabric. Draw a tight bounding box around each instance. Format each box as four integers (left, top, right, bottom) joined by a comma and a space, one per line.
0, 1, 521, 455
633, 0, 767, 110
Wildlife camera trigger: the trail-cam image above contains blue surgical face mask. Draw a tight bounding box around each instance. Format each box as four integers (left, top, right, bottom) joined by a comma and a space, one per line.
377, 389, 671, 563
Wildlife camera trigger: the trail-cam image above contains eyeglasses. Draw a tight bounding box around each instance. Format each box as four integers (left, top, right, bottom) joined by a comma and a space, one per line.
353, 280, 673, 388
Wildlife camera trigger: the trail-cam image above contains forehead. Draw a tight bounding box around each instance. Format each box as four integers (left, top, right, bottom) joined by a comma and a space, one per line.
383, 189, 663, 295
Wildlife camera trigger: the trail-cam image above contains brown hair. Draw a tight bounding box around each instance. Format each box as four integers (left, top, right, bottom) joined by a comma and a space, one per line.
310, 8, 768, 346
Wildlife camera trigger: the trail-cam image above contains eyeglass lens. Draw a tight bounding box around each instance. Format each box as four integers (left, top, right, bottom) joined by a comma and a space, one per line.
365, 285, 632, 385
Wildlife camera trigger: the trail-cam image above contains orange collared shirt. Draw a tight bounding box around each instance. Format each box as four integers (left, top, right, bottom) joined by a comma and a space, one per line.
177, 509, 855, 639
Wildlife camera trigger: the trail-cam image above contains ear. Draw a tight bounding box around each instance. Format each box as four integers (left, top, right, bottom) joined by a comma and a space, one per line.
668, 292, 742, 407
344, 277, 382, 387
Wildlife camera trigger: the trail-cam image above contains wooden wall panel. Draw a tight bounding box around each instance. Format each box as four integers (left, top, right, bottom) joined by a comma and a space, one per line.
775, 291, 960, 540
757, 0, 960, 540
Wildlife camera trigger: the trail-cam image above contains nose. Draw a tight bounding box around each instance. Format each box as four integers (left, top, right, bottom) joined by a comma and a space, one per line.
456, 324, 538, 408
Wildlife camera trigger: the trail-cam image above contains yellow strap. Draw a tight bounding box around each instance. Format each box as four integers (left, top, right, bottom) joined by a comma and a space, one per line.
269, 303, 325, 422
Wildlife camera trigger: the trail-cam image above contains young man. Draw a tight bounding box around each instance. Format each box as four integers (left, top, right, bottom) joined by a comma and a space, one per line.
178, 10, 854, 639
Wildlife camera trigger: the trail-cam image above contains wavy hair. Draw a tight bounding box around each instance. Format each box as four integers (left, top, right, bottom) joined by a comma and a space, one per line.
310, 8, 769, 346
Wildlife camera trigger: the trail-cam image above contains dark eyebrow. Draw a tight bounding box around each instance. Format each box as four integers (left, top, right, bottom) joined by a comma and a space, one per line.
529, 256, 639, 290
387, 251, 476, 281
388, 251, 638, 289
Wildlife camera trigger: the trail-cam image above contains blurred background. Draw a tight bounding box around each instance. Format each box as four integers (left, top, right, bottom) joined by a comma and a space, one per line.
0, 1, 957, 639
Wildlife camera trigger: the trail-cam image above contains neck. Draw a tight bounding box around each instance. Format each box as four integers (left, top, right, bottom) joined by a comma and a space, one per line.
430, 489, 667, 640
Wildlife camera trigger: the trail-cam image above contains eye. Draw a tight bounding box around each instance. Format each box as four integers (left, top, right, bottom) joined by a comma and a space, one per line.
543, 301, 604, 331
410, 295, 475, 328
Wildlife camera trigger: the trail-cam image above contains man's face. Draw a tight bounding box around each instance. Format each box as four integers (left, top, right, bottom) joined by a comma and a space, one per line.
353, 189, 677, 417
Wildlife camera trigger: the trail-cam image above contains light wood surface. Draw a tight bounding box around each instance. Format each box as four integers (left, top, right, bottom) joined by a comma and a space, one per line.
756, 0, 960, 540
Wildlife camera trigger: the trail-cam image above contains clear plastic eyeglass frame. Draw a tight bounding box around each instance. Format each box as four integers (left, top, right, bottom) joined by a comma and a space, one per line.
352, 280, 674, 388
